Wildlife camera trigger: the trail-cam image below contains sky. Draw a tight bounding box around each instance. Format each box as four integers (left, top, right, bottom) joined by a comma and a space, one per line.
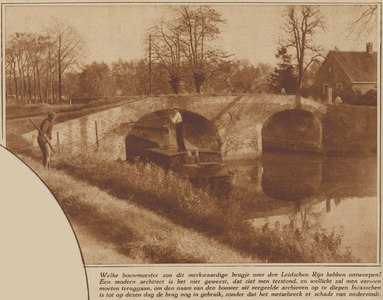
4, 3, 379, 68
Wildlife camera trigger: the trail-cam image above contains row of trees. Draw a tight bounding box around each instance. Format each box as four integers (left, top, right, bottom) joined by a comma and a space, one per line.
6, 20, 84, 104
6, 5, 376, 103
61, 58, 273, 98
148, 6, 230, 94
4, 5, 327, 103
66, 5, 323, 98
6, 5, 273, 103
148, 5, 327, 96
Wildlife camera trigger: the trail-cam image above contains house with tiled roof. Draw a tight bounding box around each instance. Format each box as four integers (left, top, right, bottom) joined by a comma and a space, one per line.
314, 43, 377, 103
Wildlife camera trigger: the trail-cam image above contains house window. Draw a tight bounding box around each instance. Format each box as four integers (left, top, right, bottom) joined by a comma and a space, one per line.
323, 84, 329, 94
336, 83, 343, 90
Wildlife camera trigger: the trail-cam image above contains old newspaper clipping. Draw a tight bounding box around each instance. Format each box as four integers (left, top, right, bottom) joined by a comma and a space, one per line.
1, 1, 382, 300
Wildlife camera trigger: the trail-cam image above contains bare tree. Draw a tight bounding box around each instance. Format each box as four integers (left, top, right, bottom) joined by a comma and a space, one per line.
5, 20, 84, 104
49, 19, 84, 102
44, 34, 56, 103
348, 5, 377, 40
32, 34, 49, 103
174, 5, 228, 93
14, 32, 28, 103
5, 37, 19, 103
148, 18, 183, 94
279, 6, 326, 92
23, 34, 36, 102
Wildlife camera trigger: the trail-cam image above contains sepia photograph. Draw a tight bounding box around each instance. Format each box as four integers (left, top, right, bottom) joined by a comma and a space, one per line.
2, 1, 380, 271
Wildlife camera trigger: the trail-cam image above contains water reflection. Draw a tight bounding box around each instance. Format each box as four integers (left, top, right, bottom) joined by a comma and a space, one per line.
261, 151, 322, 201
226, 150, 378, 262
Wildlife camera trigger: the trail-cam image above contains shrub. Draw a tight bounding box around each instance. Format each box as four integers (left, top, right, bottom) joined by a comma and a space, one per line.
341, 88, 361, 105
254, 219, 356, 263
357, 89, 377, 106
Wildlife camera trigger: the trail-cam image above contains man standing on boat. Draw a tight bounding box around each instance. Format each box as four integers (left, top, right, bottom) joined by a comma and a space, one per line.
170, 107, 186, 152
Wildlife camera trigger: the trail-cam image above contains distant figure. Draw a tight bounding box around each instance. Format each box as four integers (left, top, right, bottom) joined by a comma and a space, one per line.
170, 107, 186, 152
327, 87, 333, 104
334, 96, 342, 106
334, 197, 341, 206
326, 198, 331, 213
281, 88, 286, 95
37, 111, 56, 169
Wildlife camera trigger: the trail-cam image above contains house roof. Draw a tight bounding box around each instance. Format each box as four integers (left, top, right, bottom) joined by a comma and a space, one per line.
329, 50, 377, 83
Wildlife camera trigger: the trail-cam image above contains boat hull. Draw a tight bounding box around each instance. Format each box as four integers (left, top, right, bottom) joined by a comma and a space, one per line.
125, 135, 234, 183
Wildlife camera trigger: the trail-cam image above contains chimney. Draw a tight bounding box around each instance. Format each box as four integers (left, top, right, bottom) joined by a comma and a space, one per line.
366, 42, 373, 54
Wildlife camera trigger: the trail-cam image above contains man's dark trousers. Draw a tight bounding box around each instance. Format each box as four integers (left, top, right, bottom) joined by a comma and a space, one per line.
175, 122, 186, 151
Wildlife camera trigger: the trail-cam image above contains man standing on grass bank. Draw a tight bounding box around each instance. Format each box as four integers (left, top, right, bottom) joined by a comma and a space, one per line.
170, 107, 186, 152
37, 111, 56, 169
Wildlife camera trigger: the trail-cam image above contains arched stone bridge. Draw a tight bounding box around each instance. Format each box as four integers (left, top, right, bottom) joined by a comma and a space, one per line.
117, 94, 375, 159
22, 94, 377, 160
130, 95, 328, 159
180, 94, 327, 158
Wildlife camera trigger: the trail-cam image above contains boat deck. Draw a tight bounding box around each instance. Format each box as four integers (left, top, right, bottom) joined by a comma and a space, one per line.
147, 146, 221, 157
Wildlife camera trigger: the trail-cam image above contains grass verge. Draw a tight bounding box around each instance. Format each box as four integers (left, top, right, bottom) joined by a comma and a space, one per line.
20, 154, 256, 264
50, 148, 357, 263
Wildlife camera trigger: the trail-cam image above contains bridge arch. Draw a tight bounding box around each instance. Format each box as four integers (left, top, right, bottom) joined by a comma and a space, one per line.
129, 109, 222, 151
258, 100, 326, 126
261, 107, 323, 153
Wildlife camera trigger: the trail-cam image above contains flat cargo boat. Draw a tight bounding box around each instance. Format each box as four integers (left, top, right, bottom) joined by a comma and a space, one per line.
125, 134, 235, 184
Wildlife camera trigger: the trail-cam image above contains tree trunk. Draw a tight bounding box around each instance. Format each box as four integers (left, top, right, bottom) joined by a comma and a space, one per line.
36, 66, 41, 103
23, 77, 27, 104
8, 78, 12, 104
17, 60, 23, 104
58, 71, 62, 103
12, 67, 18, 104
58, 47, 61, 103
32, 66, 37, 103
193, 72, 205, 94
45, 73, 48, 104
169, 76, 180, 94
27, 72, 32, 102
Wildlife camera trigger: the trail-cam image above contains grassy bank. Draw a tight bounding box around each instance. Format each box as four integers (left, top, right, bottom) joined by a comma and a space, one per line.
20, 154, 254, 264
6, 97, 359, 263
51, 147, 356, 263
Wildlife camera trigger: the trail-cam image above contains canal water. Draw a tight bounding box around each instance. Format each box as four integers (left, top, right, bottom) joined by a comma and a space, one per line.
226, 150, 378, 263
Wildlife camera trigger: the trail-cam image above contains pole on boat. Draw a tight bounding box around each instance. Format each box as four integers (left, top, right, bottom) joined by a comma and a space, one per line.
126, 115, 173, 125
95, 121, 99, 149
57, 131, 60, 152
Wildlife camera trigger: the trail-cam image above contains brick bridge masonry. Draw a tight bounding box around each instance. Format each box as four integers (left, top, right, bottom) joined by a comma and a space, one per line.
167, 94, 328, 159
135, 94, 377, 159
22, 94, 378, 160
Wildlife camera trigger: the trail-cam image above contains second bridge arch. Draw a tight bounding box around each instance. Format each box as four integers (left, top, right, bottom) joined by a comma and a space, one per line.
261, 109, 323, 153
